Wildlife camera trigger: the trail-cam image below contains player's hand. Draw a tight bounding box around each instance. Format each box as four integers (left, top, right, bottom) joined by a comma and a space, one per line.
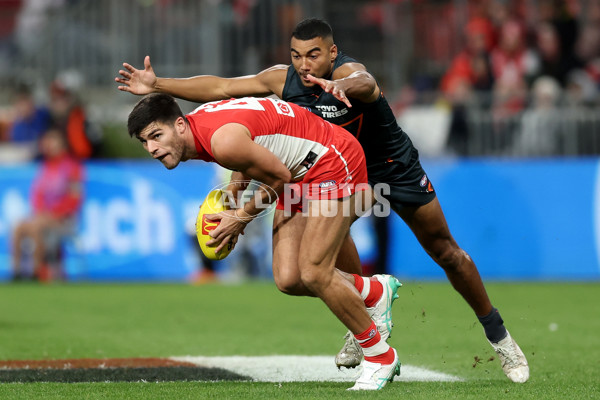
115, 55, 157, 95
306, 74, 352, 108
204, 210, 247, 254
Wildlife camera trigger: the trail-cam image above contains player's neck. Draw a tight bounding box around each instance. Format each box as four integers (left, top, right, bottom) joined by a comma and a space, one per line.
180, 125, 199, 161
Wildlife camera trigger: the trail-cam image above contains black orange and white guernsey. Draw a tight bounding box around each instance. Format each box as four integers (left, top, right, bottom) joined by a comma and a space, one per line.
282, 51, 436, 208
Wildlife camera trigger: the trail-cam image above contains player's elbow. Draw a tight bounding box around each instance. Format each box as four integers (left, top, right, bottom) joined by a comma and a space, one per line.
362, 76, 378, 99
280, 169, 292, 184
361, 72, 377, 92
270, 170, 292, 195
349, 71, 378, 102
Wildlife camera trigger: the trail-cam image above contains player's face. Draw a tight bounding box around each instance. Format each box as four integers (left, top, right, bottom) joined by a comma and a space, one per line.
137, 120, 186, 170
290, 36, 337, 87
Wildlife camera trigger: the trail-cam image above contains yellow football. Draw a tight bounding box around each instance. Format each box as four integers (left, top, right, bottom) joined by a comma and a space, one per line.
195, 189, 233, 260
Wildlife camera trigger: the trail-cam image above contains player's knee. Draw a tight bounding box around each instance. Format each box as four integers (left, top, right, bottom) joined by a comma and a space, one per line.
273, 269, 304, 295
436, 245, 470, 272
298, 264, 328, 295
299, 271, 319, 293
275, 280, 304, 295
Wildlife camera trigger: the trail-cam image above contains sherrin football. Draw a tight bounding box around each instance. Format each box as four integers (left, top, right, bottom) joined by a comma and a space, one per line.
196, 189, 233, 260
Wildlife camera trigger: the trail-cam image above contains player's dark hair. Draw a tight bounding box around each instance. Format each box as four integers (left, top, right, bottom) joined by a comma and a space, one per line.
291, 18, 333, 41
127, 93, 185, 137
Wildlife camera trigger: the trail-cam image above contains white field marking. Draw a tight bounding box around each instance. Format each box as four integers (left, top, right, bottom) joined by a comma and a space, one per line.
170, 355, 462, 382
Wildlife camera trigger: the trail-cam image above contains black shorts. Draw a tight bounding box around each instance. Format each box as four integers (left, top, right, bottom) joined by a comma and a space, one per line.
366, 143, 436, 212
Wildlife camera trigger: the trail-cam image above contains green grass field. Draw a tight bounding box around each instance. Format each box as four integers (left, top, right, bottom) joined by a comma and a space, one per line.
0, 281, 598, 399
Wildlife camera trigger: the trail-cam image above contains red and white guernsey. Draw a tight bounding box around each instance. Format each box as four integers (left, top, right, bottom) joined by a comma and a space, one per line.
187, 97, 368, 209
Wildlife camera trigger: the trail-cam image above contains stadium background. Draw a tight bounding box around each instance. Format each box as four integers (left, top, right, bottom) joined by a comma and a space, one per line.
0, 0, 599, 282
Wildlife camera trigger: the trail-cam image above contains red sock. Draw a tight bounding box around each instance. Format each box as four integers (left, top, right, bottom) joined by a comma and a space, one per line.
364, 277, 383, 308
365, 347, 396, 364
354, 321, 396, 364
352, 274, 364, 293
352, 275, 384, 307
354, 321, 380, 346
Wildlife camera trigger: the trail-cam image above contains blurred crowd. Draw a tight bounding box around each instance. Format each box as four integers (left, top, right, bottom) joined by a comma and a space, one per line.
11, 126, 84, 281
0, 72, 95, 282
435, 0, 600, 155
0, 72, 99, 162
1, 0, 598, 157
441, 1, 600, 107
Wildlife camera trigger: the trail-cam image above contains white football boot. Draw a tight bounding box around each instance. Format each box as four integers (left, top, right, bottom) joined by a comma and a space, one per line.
347, 348, 401, 391
335, 331, 363, 369
489, 330, 529, 383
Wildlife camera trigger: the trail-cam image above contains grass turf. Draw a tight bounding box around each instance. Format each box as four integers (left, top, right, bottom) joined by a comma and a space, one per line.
0, 281, 598, 399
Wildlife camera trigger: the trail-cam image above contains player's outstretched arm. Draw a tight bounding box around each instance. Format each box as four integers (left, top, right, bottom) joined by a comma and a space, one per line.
116, 56, 288, 102
306, 63, 380, 106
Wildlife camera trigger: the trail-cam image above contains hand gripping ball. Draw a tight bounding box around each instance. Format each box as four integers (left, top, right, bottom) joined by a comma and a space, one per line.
195, 189, 233, 260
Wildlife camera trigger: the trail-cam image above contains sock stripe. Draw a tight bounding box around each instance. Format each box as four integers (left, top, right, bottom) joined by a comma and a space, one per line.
364, 347, 395, 364
362, 339, 390, 356
364, 277, 383, 307
351, 274, 370, 300
352, 274, 363, 293
354, 321, 391, 358
360, 278, 370, 299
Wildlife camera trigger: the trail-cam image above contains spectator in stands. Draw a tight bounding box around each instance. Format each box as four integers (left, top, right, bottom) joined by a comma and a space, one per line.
14, 0, 66, 58
573, 4, 600, 102
11, 127, 84, 281
490, 19, 538, 118
534, 21, 581, 87
538, 0, 581, 78
0, 109, 11, 142
441, 17, 496, 98
441, 17, 496, 155
518, 76, 562, 156
48, 78, 96, 159
0, 0, 20, 75
565, 68, 598, 106
7, 83, 51, 151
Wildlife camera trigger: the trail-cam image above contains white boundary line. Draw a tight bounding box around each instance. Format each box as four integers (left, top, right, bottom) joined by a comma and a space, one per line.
171, 355, 462, 382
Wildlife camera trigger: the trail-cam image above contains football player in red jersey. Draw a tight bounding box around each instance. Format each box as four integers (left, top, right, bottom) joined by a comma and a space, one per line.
127, 93, 402, 390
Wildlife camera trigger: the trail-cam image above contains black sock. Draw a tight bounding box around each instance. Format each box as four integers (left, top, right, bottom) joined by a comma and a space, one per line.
478, 307, 508, 343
